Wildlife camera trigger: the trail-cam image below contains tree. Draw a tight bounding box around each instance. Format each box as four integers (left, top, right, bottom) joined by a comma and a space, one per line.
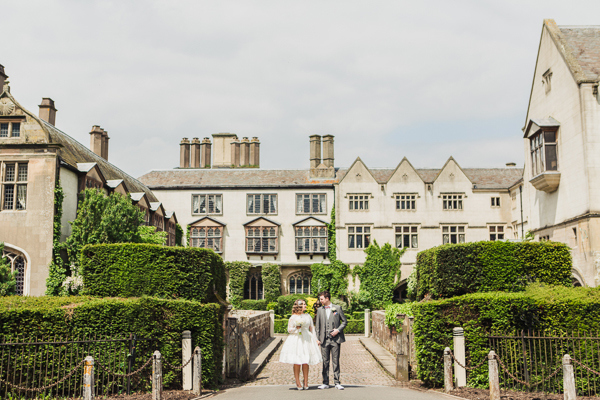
0, 243, 16, 296
353, 241, 406, 309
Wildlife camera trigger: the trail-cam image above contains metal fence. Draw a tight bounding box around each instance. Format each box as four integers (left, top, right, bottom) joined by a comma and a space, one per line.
0, 333, 159, 398
486, 330, 600, 397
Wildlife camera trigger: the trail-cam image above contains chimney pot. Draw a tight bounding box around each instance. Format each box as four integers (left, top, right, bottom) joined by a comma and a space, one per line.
39, 97, 57, 126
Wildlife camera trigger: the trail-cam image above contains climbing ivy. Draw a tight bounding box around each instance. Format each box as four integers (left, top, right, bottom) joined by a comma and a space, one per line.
225, 261, 251, 308
175, 223, 184, 246
353, 241, 406, 309
261, 263, 281, 303
0, 243, 16, 296
186, 224, 192, 247
46, 182, 67, 296
310, 260, 349, 298
327, 206, 337, 261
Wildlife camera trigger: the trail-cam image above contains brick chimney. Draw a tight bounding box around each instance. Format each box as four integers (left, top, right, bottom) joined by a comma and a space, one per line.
231, 137, 241, 167
241, 137, 250, 166
309, 135, 322, 169
322, 135, 334, 168
201, 137, 212, 168
0, 65, 7, 93
38, 98, 57, 126
250, 137, 260, 167
101, 129, 110, 160
180, 138, 190, 168
310, 134, 335, 179
90, 125, 104, 157
191, 137, 201, 168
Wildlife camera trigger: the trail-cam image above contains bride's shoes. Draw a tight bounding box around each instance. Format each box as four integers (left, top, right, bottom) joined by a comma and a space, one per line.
296, 385, 304, 390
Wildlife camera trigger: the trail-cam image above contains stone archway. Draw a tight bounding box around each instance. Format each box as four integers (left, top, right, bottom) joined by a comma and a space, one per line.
1, 244, 30, 295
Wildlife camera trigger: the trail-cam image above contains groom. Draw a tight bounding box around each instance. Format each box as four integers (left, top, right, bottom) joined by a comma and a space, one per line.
315, 290, 348, 390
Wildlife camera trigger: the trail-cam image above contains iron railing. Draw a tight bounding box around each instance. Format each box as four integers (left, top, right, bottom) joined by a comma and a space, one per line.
0, 333, 159, 398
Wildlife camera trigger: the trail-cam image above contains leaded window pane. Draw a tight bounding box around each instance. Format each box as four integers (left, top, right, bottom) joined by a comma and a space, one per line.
0, 124, 8, 137
11, 123, 20, 137
16, 185, 26, 210
5, 164, 15, 181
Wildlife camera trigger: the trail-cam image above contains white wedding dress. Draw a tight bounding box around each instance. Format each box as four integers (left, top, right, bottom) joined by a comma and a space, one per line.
279, 313, 323, 365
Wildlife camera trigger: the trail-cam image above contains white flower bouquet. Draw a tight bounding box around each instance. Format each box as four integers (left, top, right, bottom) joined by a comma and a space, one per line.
296, 318, 308, 335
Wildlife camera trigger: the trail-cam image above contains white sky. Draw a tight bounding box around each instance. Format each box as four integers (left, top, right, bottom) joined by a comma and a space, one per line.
4, 1, 600, 178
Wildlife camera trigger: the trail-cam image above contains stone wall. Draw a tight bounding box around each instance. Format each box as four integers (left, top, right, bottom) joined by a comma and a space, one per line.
372, 310, 397, 354
230, 310, 271, 355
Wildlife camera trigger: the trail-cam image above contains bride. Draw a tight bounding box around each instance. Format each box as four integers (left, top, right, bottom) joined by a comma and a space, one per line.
278, 299, 323, 390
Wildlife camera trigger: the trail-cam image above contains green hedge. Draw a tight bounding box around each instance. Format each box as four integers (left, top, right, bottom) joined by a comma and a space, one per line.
0, 296, 224, 389
415, 241, 572, 299
412, 285, 600, 389
274, 318, 364, 334
261, 263, 281, 303
81, 243, 226, 302
240, 300, 268, 310
275, 294, 310, 316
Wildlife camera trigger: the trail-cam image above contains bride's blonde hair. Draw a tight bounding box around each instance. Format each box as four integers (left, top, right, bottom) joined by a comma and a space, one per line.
292, 299, 305, 314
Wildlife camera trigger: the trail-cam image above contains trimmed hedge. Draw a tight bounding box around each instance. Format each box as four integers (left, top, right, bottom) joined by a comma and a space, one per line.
81, 243, 226, 302
0, 296, 224, 388
275, 294, 310, 316
240, 300, 268, 310
415, 241, 572, 299
274, 318, 364, 334
412, 285, 600, 388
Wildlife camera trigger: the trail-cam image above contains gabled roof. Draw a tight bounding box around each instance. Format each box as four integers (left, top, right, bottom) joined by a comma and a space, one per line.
77, 163, 98, 173
189, 216, 226, 226
432, 156, 471, 184
243, 216, 281, 226
293, 216, 328, 226
337, 157, 379, 185
106, 179, 124, 189
524, 117, 561, 138
149, 202, 165, 213
130, 192, 146, 202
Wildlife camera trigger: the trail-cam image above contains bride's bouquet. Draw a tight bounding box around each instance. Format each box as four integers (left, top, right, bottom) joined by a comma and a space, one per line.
296, 318, 308, 335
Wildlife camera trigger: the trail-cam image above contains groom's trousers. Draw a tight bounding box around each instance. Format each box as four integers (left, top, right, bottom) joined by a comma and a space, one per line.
321, 338, 341, 385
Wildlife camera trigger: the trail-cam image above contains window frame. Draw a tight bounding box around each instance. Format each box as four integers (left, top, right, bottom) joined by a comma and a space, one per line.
530, 129, 558, 176
0, 120, 21, 138
288, 272, 312, 295
395, 225, 419, 249
295, 225, 328, 253
189, 225, 223, 253
295, 193, 327, 215
442, 193, 463, 210
244, 272, 264, 300
245, 226, 279, 254
348, 194, 370, 211
442, 225, 466, 244
347, 225, 371, 249
1, 161, 28, 211
192, 193, 223, 216
491, 197, 500, 208
395, 193, 417, 211
489, 225, 505, 241
246, 194, 278, 215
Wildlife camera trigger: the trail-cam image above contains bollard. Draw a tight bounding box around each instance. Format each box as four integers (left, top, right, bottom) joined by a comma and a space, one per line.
452, 327, 467, 387
489, 351, 500, 400
563, 354, 577, 400
152, 351, 163, 400
192, 346, 202, 395
83, 356, 95, 400
269, 310, 275, 338
364, 309, 370, 337
182, 331, 192, 390
444, 348, 453, 393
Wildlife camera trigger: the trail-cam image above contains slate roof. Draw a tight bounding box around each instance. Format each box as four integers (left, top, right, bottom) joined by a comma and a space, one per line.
140, 166, 523, 190
44, 120, 158, 201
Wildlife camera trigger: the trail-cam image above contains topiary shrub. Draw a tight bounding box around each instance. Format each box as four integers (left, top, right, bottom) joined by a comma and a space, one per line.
81, 243, 226, 303
261, 263, 281, 303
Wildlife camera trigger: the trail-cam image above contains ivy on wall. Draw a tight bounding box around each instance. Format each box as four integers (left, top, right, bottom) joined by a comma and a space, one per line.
46, 182, 67, 295
225, 261, 251, 308
0, 242, 16, 296
353, 241, 406, 309
261, 263, 281, 303
175, 223, 184, 246
310, 260, 349, 298
186, 224, 192, 247
327, 206, 337, 261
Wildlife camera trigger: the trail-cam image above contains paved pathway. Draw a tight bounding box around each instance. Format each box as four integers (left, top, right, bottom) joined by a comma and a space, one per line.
245, 335, 399, 387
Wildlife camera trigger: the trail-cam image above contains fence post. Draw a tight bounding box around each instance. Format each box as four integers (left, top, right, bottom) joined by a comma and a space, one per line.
364, 309, 370, 337
395, 314, 409, 381
489, 351, 500, 400
152, 351, 163, 400
83, 356, 95, 400
269, 310, 275, 338
453, 327, 467, 387
563, 354, 577, 400
192, 346, 202, 395
444, 348, 453, 393
182, 330, 192, 390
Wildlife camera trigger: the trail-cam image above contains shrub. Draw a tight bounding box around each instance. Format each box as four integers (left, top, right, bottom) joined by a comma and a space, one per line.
274, 319, 289, 334
224, 261, 251, 308
0, 243, 16, 296
261, 263, 281, 303
310, 260, 349, 298
267, 302, 278, 311
384, 302, 415, 330
276, 294, 309, 316
415, 241, 572, 300
412, 285, 600, 387
0, 296, 224, 388
349, 289, 372, 312
81, 243, 226, 303
240, 300, 268, 310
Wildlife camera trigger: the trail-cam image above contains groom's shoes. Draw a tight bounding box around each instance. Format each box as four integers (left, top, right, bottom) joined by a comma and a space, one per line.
335, 384, 345, 390
318, 384, 329, 389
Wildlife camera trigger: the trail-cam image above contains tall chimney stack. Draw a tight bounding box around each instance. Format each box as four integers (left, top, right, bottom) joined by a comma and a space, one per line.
38, 98, 57, 126
241, 137, 250, 166
180, 138, 190, 168
250, 137, 260, 167
322, 135, 334, 168
201, 137, 212, 168
231, 137, 241, 167
309, 135, 322, 169
191, 138, 201, 168
90, 125, 104, 157
0, 65, 7, 93
101, 129, 110, 160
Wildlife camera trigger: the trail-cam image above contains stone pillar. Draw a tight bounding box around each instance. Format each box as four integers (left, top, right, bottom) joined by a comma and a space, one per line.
309, 135, 321, 168
231, 138, 241, 167
395, 314, 409, 381
444, 348, 453, 393
191, 138, 201, 168
563, 354, 576, 400
180, 138, 190, 168
241, 137, 250, 166
269, 310, 275, 338
322, 134, 334, 167
193, 346, 202, 395
250, 137, 260, 167
182, 330, 192, 390
364, 309, 370, 337
489, 351, 500, 400
201, 137, 212, 168
152, 351, 163, 400
83, 356, 95, 400
453, 327, 466, 387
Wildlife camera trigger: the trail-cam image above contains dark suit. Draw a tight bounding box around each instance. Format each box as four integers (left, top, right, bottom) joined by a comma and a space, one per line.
315, 304, 347, 385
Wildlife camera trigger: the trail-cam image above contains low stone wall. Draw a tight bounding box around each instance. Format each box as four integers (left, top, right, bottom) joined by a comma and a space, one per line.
230, 310, 271, 356
372, 310, 397, 354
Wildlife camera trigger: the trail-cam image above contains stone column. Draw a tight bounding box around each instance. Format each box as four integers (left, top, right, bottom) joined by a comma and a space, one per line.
191, 138, 201, 168
453, 327, 466, 387
180, 138, 190, 168
269, 310, 275, 338
193, 346, 202, 395
563, 354, 576, 400
364, 309, 370, 337
152, 351, 163, 400
182, 330, 192, 390
489, 351, 500, 400
444, 348, 453, 393
83, 356, 95, 400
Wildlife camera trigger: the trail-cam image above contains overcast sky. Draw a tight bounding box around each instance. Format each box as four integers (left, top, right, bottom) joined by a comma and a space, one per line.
4, 1, 600, 178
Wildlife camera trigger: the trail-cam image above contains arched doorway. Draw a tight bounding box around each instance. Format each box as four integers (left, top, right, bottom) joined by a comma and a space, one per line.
1, 245, 28, 295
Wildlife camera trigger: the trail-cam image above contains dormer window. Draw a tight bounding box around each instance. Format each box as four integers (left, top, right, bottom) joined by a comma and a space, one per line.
0, 122, 20, 138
